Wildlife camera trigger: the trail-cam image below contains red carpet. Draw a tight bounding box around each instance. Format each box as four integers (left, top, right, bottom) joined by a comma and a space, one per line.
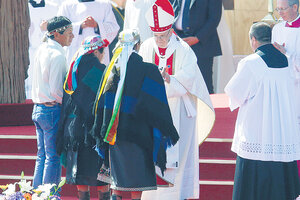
0, 100, 33, 126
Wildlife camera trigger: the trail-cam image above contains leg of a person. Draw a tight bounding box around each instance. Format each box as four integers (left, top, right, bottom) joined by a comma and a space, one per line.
32, 105, 46, 188
131, 191, 142, 200
97, 185, 110, 200
42, 105, 62, 185
196, 56, 214, 94
77, 185, 90, 200
77, 185, 89, 192
111, 190, 122, 200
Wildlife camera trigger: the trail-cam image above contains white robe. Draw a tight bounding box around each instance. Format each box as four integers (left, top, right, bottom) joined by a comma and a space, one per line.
225, 52, 300, 162
57, 0, 119, 66
139, 33, 215, 200
272, 21, 300, 128
123, 0, 155, 42
26, 0, 59, 99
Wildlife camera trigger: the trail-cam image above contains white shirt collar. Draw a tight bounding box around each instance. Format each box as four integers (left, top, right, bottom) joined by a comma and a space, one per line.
48, 39, 65, 54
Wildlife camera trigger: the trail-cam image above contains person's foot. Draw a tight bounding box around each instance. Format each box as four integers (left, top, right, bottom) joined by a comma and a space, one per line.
98, 190, 110, 200
78, 191, 90, 200
110, 194, 122, 200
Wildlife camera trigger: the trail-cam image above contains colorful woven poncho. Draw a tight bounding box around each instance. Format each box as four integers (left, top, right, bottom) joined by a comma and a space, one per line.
94, 29, 140, 145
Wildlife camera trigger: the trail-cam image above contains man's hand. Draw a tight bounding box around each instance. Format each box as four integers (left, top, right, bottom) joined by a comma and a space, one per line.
40, 20, 48, 31
161, 70, 170, 83
183, 36, 199, 46
81, 16, 98, 29
273, 42, 286, 54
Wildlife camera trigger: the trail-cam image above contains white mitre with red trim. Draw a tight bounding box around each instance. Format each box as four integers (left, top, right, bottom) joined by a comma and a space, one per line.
145, 0, 175, 33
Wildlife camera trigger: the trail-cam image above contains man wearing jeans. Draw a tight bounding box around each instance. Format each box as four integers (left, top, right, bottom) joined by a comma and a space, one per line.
31, 16, 74, 188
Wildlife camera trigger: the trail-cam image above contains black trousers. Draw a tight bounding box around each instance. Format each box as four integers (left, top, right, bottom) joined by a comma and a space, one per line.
194, 55, 214, 94
174, 29, 214, 94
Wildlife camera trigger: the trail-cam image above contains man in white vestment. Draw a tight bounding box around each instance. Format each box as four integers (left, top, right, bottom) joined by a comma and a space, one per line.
226, 22, 300, 200
57, 0, 119, 66
272, 0, 300, 126
272, 0, 300, 176
139, 0, 215, 199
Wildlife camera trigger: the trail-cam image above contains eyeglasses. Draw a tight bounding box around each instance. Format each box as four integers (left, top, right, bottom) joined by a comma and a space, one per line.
153, 29, 171, 40
275, 6, 290, 12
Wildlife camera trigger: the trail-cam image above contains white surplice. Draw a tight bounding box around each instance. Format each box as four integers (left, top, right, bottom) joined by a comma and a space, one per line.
225, 53, 300, 162
57, 0, 119, 66
123, 0, 155, 42
272, 20, 300, 128
139, 33, 215, 200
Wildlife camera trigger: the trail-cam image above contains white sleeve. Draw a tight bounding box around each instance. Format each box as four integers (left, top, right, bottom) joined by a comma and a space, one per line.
49, 54, 67, 104
224, 59, 256, 111
271, 26, 277, 43
166, 47, 200, 98
98, 3, 120, 43
123, 0, 132, 30
165, 76, 187, 98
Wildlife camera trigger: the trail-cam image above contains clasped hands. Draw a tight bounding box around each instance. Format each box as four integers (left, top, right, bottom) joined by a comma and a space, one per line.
161, 70, 170, 83
81, 16, 98, 29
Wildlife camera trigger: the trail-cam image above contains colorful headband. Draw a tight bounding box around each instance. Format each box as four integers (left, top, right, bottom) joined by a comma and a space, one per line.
47, 24, 72, 37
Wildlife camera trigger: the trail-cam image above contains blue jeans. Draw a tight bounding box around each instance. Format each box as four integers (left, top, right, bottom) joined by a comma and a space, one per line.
32, 104, 62, 188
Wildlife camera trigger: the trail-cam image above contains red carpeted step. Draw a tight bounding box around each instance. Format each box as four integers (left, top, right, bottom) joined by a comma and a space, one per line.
200, 183, 233, 200
0, 126, 36, 135
208, 108, 237, 139
0, 154, 66, 176
209, 94, 237, 140
199, 158, 236, 180
0, 157, 35, 176
199, 141, 236, 159
0, 100, 34, 126
0, 138, 37, 154
0, 126, 36, 154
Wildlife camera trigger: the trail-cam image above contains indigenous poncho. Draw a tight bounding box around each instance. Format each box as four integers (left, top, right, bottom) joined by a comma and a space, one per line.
56, 35, 108, 186
91, 52, 179, 173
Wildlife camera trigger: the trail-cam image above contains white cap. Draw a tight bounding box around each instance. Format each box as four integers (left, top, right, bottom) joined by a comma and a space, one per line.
118, 29, 140, 45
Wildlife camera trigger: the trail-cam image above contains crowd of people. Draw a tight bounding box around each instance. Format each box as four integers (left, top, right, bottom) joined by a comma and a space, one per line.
27, 0, 300, 199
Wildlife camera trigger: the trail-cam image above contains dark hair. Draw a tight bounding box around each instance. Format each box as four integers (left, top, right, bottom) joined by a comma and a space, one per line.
249, 22, 271, 44
288, 0, 299, 8
47, 16, 72, 39
98, 47, 104, 54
